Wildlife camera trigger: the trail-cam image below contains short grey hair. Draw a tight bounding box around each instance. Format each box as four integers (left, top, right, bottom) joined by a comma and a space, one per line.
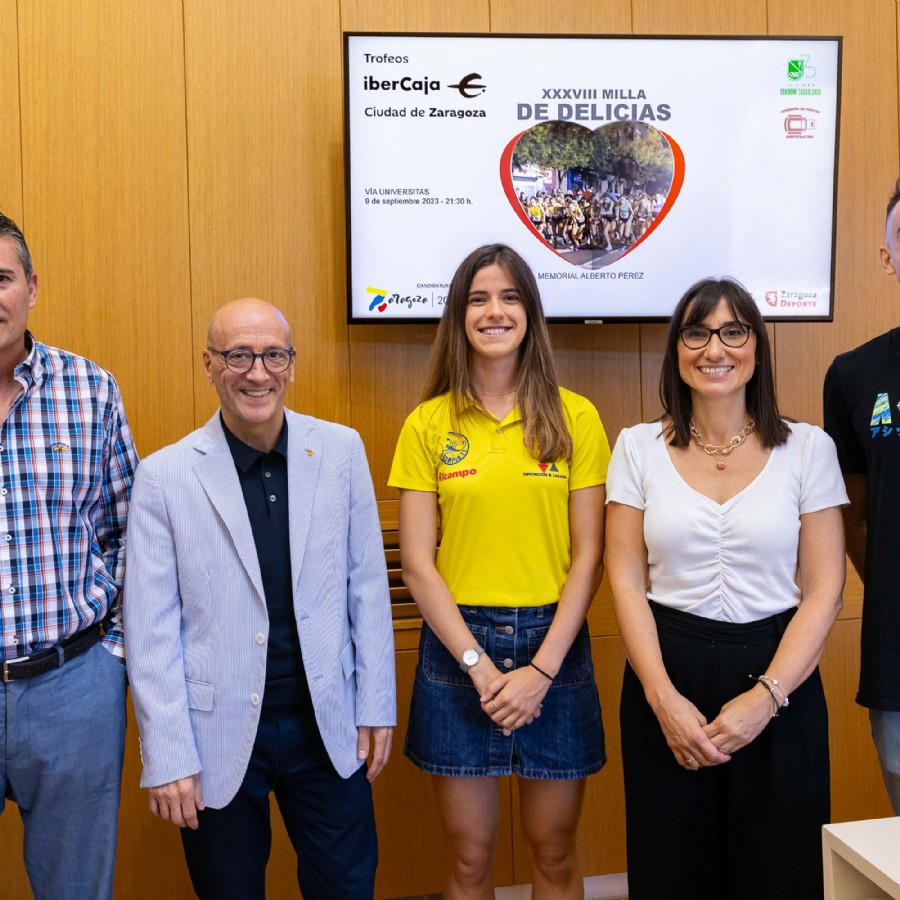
0, 213, 33, 281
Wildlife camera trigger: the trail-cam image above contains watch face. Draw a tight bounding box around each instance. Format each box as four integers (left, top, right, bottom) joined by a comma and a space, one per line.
462, 649, 479, 668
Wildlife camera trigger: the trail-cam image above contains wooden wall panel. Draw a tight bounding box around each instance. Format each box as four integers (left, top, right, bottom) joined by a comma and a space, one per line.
639, 323, 667, 422
822, 619, 894, 823
0, 0, 22, 219
341, 0, 485, 32
771, 0, 900, 426
351, 325, 435, 497
183, 0, 350, 429
0, 827, 28, 900
17, 0, 194, 457
633, 0, 766, 33
489, 0, 632, 34
551, 325, 641, 466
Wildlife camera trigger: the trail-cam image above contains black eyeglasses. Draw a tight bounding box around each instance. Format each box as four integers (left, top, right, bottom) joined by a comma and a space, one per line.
208, 347, 296, 374
677, 323, 753, 350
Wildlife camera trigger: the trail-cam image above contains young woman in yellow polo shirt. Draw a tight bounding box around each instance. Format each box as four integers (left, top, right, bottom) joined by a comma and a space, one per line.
389, 243, 611, 898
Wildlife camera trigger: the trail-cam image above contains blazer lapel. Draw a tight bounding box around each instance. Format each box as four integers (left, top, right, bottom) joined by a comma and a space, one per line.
193, 414, 266, 606
287, 412, 322, 590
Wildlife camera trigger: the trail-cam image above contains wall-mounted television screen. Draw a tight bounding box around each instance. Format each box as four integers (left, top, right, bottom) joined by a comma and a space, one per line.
344, 33, 841, 323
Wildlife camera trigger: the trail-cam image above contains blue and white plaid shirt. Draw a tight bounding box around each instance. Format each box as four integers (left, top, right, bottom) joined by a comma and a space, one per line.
0, 334, 138, 661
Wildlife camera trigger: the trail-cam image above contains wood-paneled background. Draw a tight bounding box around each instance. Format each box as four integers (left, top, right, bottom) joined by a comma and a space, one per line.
0, 1, 895, 896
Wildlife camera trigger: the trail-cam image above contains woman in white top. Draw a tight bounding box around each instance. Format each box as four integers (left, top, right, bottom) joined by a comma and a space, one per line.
606, 277, 846, 900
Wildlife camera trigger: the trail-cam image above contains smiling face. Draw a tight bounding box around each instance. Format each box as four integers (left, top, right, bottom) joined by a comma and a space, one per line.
203, 298, 294, 451
677, 298, 757, 402
463, 263, 528, 364
0, 237, 37, 367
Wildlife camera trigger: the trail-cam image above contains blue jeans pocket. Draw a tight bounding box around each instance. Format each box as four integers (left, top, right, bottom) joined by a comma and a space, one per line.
525, 622, 591, 687
421, 623, 488, 686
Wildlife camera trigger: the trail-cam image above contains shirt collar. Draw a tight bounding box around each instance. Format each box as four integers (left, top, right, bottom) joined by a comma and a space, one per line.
221, 415, 289, 472
462, 396, 523, 427
13, 332, 43, 389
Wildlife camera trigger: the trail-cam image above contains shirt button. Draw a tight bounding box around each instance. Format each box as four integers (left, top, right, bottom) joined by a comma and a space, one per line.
496, 428, 502, 434
264, 471, 271, 478
1, 489, 7, 495
250, 693, 260, 706
255, 632, 265, 645
503, 658, 513, 669
502, 728, 512, 736
4, 534, 10, 542
503, 625, 514, 635
7, 586, 15, 594
269, 494, 276, 502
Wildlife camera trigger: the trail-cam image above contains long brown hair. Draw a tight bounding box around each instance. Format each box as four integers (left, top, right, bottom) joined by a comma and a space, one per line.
660, 277, 788, 449
421, 244, 573, 463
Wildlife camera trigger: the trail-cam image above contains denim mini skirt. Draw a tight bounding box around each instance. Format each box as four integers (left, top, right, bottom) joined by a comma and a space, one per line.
404, 603, 605, 779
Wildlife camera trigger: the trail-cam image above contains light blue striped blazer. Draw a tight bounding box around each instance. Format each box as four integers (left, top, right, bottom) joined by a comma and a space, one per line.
124, 411, 396, 808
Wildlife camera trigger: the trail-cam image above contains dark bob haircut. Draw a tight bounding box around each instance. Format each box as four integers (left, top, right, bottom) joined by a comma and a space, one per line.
659, 277, 788, 449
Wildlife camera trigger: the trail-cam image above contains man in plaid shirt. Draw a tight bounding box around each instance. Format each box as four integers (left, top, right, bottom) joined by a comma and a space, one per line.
0, 212, 138, 899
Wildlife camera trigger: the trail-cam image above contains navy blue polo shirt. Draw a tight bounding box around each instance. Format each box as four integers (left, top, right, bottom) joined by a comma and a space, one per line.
222, 415, 310, 710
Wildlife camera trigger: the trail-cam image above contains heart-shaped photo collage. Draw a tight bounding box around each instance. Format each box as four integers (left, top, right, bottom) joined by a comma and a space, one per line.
500, 121, 684, 269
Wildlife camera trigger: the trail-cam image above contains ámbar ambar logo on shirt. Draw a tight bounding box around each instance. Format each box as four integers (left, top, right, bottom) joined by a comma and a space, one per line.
440, 432, 470, 465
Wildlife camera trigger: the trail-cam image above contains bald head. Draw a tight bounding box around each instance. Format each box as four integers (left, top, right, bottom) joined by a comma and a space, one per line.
203, 298, 295, 452
207, 298, 292, 349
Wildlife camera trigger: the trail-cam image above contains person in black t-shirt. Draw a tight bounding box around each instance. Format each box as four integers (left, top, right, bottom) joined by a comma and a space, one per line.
824, 177, 900, 813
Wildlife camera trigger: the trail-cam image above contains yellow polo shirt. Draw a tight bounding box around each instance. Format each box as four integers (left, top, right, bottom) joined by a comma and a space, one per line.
388, 387, 610, 607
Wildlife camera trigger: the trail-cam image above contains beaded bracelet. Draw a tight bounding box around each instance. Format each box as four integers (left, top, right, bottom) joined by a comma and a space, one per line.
758, 674, 789, 708
751, 674, 789, 717
755, 677, 781, 717
529, 661, 554, 682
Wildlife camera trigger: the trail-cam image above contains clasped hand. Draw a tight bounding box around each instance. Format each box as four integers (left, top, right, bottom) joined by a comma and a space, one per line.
472, 660, 548, 731
652, 684, 773, 770
702, 684, 774, 756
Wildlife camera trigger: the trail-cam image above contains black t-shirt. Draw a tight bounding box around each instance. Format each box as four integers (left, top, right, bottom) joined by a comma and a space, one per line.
824, 328, 900, 709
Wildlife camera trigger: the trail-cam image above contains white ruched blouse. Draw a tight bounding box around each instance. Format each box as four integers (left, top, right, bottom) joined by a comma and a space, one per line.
606, 421, 849, 623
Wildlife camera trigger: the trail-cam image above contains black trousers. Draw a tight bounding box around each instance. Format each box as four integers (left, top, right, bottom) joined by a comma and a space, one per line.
620, 603, 829, 900
180, 701, 377, 900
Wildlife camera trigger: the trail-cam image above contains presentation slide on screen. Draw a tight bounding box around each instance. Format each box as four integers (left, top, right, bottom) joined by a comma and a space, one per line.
345, 34, 840, 322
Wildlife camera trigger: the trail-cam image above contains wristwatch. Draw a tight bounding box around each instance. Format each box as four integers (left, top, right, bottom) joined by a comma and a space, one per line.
459, 644, 485, 672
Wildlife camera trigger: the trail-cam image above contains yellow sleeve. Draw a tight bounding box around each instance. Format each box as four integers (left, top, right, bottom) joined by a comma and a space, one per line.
388, 403, 438, 492
565, 392, 611, 490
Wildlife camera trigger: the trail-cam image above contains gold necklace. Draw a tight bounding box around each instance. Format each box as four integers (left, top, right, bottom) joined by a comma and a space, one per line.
473, 388, 516, 397
689, 416, 755, 470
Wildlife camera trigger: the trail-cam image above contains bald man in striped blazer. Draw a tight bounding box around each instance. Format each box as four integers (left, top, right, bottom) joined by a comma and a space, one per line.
124, 299, 395, 899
